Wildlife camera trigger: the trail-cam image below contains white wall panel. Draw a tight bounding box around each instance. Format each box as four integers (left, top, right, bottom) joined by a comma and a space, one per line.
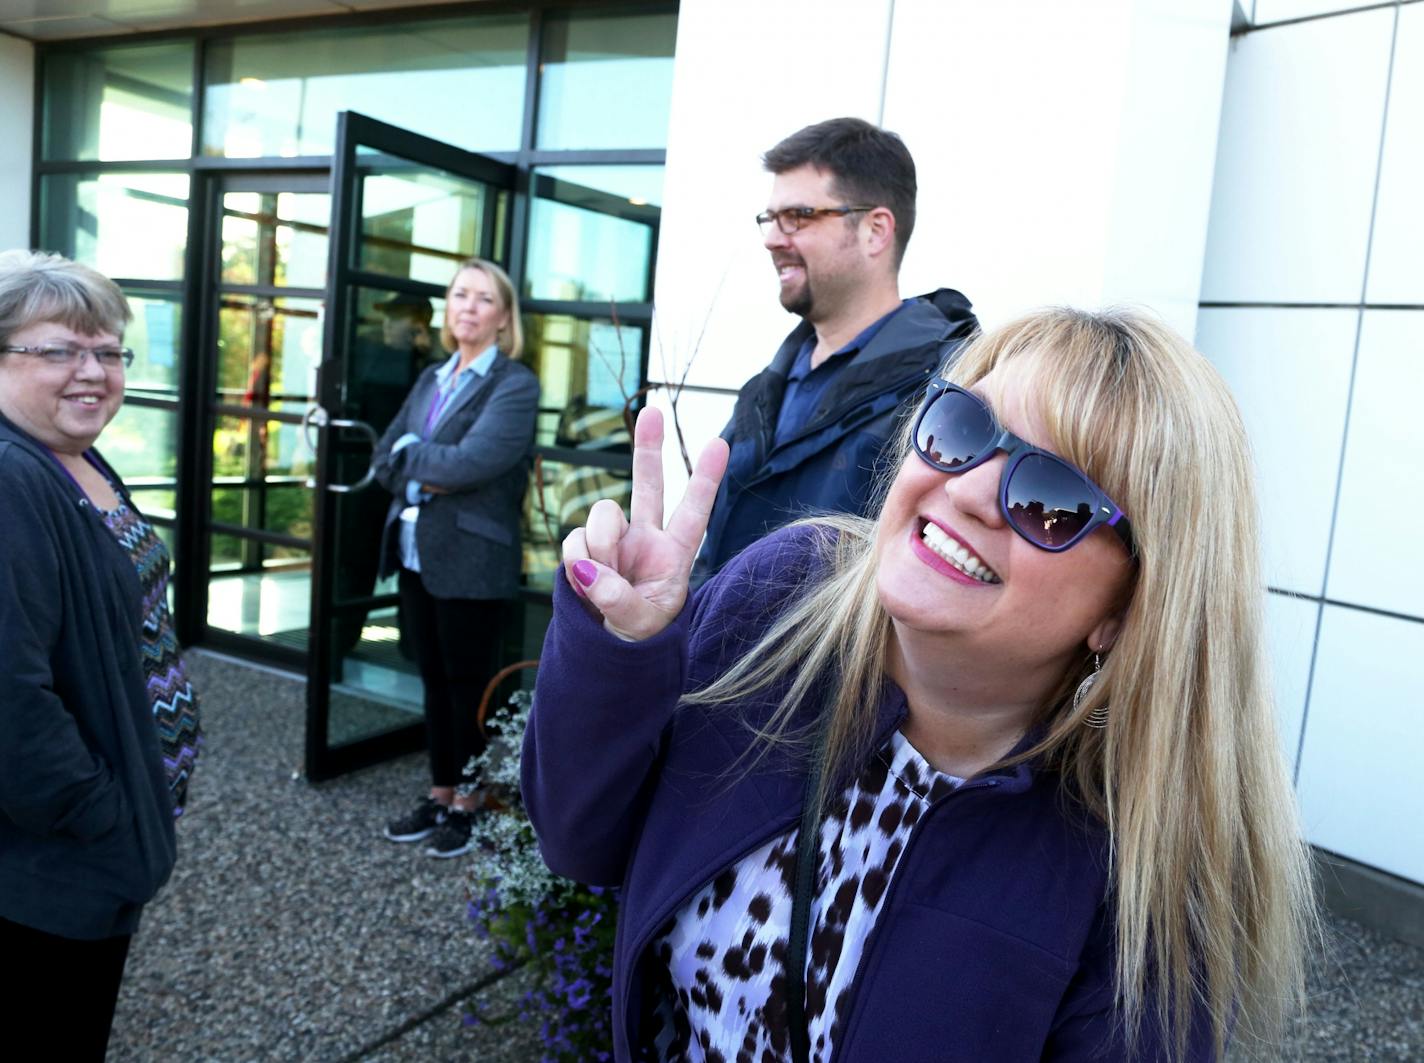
652, 0, 893, 396
1366, 4, 1424, 305
1200, 9, 1392, 304
883, 0, 1230, 337
1296, 605, 1424, 883
1195, 307, 1355, 595
646, 386, 736, 516
659, 0, 1233, 486
0, 35, 34, 252
1100, 0, 1234, 337
1264, 591, 1318, 775
1325, 311, 1424, 618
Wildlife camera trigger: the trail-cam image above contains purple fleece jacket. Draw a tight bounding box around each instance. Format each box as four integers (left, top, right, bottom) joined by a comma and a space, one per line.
523, 525, 1213, 1062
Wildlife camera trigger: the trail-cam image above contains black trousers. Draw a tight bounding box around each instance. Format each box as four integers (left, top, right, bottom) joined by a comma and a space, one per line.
398, 568, 503, 787
0, 915, 132, 1060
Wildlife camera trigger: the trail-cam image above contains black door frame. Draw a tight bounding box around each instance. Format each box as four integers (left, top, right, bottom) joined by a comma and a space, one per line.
304, 111, 517, 781
176, 166, 330, 671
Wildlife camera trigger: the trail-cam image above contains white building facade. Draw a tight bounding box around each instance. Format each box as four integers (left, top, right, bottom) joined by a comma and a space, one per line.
0, 0, 1418, 925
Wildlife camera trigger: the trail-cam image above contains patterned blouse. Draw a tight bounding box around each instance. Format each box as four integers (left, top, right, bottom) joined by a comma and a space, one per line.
99, 499, 201, 815
645, 730, 962, 1062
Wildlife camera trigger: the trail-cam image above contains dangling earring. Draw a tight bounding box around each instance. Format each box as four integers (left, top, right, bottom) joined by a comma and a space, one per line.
1074, 652, 1109, 729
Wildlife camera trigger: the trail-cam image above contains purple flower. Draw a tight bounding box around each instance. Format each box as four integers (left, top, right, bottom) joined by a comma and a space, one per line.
565, 978, 592, 1009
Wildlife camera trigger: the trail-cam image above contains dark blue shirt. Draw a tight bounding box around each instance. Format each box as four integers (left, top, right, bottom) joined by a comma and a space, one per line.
772, 301, 908, 447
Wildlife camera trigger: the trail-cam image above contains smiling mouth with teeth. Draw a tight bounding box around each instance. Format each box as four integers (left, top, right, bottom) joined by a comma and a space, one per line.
920, 520, 1002, 584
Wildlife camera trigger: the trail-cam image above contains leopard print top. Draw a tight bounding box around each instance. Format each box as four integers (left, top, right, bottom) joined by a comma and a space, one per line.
644, 730, 962, 1062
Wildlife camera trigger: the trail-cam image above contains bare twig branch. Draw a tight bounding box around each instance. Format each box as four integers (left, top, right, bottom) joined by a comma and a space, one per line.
531, 453, 557, 546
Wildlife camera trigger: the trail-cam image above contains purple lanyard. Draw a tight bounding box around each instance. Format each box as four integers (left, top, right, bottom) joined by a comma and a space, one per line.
44, 446, 107, 496
422, 374, 459, 435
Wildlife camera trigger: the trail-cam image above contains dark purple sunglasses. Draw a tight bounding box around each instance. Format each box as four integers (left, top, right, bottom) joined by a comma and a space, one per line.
911, 379, 1135, 554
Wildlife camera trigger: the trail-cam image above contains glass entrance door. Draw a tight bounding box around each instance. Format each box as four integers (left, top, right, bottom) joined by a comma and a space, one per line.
304, 113, 516, 780
201, 174, 330, 659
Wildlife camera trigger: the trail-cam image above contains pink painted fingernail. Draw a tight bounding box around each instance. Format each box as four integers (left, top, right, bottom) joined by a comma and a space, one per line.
572, 560, 598, 589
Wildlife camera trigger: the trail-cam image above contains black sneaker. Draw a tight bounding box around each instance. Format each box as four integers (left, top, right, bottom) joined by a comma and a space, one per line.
383, 797, 448, 842
424, 808, 480, 858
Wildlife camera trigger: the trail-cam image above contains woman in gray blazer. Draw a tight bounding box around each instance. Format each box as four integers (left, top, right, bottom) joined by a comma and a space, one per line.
371, 258, 539, 858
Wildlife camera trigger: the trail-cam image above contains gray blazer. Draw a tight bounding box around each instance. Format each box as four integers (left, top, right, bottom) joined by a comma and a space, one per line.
371, 353, 539, 600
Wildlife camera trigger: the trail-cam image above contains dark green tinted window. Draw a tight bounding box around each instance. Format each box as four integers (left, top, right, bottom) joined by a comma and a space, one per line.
42, 41, 194, 161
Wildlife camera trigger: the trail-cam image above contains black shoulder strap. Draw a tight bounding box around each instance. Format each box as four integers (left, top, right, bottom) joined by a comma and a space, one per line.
787, 748, 827, 1063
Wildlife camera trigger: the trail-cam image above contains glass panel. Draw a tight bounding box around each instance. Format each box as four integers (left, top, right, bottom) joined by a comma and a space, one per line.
524, 312, 644, 445
40, 172, 189, 280
101, 402, 178, 518
355, 150, 500, 284
346, 286, 445, 439
221, 192, 330, 290
202, 15, 529, 158
534, 164, 664, 207
214, 295, 323, 415
537, 9, 677, 150
523, 455, 632, 591
525, 167, 662, 303
205, 541, 311, 650
128, 484, 177, 521
326, 485, 423, 747
327, 599, 424, 747
42, 41, 194, 161
211, 413, 315, 481
122, 292, 183, 396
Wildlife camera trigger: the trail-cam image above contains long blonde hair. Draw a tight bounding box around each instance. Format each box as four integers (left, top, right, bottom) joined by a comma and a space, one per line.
685, 307, 1314, 1060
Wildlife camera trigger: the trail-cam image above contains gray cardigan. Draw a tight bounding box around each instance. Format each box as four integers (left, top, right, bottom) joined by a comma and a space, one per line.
0, 415, 177, 940
371, 353, 539, 600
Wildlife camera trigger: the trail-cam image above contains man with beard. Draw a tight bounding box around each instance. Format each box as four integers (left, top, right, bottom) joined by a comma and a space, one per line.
693, 117, 978, 580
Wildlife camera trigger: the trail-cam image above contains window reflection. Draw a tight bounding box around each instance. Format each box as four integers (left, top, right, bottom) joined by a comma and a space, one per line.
523, 456, 632, 591
215, 295, 323, 414
525, 313, 644, 446
221, 192, 330, 290
43, 42, 194, 161
102, 403, 179, 515
525, 167, 662, 303
347, 287, 446, 438
202, 16, 528, 158
122, 293, 183, 395
537, 9, 677, 150
522, 314, 643, 585
355, 152, 502, 285
40, 173, 189, 281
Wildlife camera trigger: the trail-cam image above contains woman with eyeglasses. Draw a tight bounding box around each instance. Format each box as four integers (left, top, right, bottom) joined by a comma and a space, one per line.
0, 250, 199, 1058
523, 308, 1315, 1062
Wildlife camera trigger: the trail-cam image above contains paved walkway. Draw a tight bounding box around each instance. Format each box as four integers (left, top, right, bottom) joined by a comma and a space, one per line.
107, 652, 1422, 1061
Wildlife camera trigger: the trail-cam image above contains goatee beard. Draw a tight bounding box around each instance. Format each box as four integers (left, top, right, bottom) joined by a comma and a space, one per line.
781, 283, 813, 318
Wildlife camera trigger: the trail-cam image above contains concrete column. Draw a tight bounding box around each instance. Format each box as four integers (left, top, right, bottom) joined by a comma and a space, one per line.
0, 33, 35, 252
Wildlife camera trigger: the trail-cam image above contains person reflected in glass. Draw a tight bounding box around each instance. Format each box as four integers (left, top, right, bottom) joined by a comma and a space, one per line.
335, 293, 437, 661
524, 308, 1316, 1061
0, 250, 201, 1059
372, 259, 538, 859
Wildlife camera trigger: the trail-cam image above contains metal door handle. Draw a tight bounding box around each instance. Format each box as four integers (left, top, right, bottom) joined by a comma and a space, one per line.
301, 404, 380, 493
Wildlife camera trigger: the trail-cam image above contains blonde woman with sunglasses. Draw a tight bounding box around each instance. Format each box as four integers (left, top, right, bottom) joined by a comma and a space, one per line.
524, 307, 1315, 1062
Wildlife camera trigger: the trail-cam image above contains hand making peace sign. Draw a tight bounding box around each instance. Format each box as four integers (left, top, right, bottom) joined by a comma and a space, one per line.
561, 407, 730, 641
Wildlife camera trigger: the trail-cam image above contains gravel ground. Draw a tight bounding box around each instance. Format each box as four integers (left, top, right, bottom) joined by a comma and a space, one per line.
106, 651, 1423, 1062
